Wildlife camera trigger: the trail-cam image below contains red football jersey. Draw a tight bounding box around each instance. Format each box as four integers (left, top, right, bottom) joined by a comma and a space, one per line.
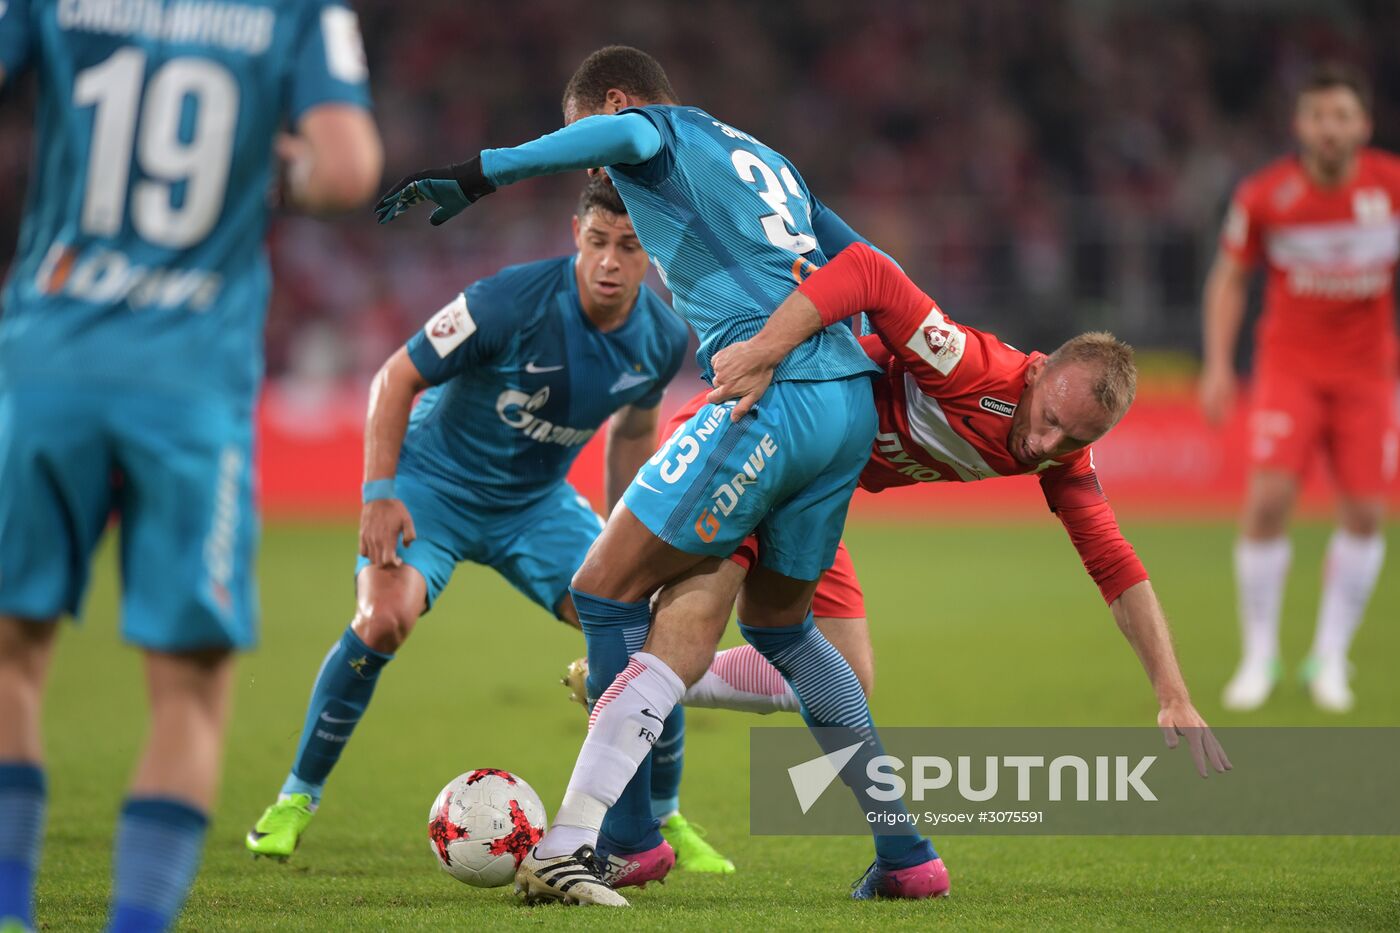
797, 243, 1148, 604
1221, 148, 1400, 377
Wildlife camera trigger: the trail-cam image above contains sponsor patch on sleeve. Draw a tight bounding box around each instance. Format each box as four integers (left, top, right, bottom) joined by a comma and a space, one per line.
424, 293, 476, 357
905, 305, 966, 376
322, 5, 369, 83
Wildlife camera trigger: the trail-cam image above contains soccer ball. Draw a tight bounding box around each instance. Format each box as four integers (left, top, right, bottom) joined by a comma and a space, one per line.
427, 769, 548, 888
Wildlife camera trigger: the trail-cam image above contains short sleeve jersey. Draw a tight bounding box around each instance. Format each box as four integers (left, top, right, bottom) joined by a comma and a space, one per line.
605, 105, 879, 385
0, 0, 372, 403
401, 255, 690, 512
1220, 149, 1400, 377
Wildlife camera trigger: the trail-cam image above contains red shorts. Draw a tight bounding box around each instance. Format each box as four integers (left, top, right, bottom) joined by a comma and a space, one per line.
661, 390, 868, 619
1249, 368, 1399, 496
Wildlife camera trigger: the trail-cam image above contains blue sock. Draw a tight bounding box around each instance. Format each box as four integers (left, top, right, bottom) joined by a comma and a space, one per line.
740, 615, 936, 870
281, 626, 393, 803
0, 763, 45, 929
106, 797, 207, 933
649, 705, 685, 820
572, 588, 662, 852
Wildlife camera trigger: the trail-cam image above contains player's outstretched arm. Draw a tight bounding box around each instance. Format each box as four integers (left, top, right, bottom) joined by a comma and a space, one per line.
359, 348, 429, 568
374, 113, 662, 226
280, 104, 383, 214
1110, 581, 1232, 778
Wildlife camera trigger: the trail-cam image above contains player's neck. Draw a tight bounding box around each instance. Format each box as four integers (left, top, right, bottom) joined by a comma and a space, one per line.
579, 292, 636, 333
1300, 150, 1360, 189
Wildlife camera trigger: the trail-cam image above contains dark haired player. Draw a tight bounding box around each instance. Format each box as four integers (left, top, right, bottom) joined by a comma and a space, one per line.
243, 178, 734, 879
377, 45, 940, 905
1201, 63, 1400, 713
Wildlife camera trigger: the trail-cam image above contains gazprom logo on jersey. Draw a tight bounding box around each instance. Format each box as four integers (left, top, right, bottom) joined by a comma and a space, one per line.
35, 242, 223, 311
495, 385, 595, 448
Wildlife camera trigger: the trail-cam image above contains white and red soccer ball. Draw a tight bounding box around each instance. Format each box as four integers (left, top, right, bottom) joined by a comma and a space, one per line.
428, 769, 548, 888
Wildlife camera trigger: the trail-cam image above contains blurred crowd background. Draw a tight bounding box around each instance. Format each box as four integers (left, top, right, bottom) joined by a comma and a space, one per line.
2, 0, 1397, 387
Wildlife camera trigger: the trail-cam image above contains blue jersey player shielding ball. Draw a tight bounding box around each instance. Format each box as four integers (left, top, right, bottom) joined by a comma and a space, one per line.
377, 45, 943, 906
244, 178, 735, 881
0, 2, 381, 930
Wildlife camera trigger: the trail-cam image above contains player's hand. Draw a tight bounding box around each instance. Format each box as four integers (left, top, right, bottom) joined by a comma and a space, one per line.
359, 499, 416, 568
1158, 701, 1232, 778
374, 156, 496, 226
708, 339, 779, 421
1198, 365, 1237, 425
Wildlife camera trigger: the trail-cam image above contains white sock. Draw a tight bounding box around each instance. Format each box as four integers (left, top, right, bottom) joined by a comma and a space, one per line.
537, 652, 685, 859
1234, 536, 1292, 665
1310, 530, 1385, 662
683, 645, 800, 714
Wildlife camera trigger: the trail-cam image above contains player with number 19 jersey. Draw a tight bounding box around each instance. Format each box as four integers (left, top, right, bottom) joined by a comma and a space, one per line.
0, 0, 372, 649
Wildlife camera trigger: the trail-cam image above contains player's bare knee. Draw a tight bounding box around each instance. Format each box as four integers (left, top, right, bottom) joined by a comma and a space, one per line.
354, 601, 417, 653
569, 548, 616, 599
1242, 496, 1292, 539
1242, 471, 1297, 538
0, 617, 58, 683
1338, 499, 1385, 537
354, 567, 426, 652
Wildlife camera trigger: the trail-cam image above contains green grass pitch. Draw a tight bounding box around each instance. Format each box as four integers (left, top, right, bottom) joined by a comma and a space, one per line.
33, 520, 1400, 930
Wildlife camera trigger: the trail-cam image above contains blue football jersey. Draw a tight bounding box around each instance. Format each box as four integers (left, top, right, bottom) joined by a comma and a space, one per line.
0, 0, 372, 402
606, 105, 879, 385
401, 255, 690, 511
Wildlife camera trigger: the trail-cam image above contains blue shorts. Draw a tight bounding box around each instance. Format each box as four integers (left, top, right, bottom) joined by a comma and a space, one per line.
623, 376, 876, 581
354, 473, 605, 615
0, 382, 258, 651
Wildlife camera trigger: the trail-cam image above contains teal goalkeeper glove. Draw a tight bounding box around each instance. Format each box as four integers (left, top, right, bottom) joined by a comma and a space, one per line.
374, 156, 496, 226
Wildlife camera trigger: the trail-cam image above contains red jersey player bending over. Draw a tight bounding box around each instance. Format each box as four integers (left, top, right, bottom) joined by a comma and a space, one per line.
559, 243, 1229, 896
1201, 63, 1399, 714
689, 242, 1227, 778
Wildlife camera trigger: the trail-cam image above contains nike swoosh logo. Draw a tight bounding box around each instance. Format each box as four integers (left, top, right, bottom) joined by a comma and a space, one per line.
640, 708, 664, 724
635, 478, 662, 494
525, 361, 564, 373
961, 415, 996, 446
319, 712, 357, 724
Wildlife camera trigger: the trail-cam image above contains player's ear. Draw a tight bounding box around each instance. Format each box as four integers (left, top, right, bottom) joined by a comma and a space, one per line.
571, 213, 582, 246
1025, 356, 1047, 386
604, 88, 628, 114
